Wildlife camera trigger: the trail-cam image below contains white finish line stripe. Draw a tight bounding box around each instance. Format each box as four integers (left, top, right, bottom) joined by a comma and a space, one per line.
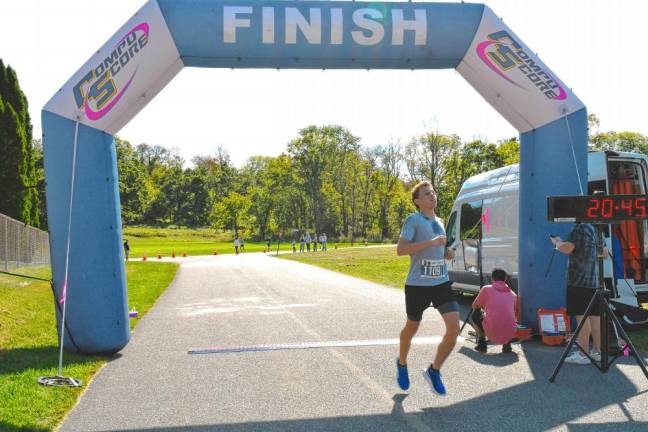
188, 336, 464, 354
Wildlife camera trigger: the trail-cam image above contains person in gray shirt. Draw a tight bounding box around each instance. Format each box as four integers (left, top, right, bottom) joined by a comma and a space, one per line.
551, 223, 607, 364
395, 180, 458, 395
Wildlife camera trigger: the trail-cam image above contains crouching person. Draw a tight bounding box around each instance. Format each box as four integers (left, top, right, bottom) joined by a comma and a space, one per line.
470, 268, 518, 354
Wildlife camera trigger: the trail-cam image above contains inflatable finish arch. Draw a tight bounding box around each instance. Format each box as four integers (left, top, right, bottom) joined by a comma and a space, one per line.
43, 1, 587, 353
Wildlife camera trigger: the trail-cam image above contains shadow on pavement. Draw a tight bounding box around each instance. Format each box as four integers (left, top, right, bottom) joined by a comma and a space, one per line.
87, 388, 648, 432
450, 293, 648, 431
457, 345, 520, 366
83, 364, 648, 432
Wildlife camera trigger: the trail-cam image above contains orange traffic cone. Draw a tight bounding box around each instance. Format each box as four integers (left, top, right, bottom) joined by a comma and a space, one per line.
142, 255, 147, 261
213, 251, 218, 255
157, 254, 162, 259
182, 252, 187, 257
171, 251, 176, 258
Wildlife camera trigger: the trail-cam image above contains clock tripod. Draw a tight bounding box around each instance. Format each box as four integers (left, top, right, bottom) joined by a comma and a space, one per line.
549, 226, 648, 383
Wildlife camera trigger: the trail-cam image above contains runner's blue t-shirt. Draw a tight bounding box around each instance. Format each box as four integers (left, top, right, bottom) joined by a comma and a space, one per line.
400, 212, 449, 286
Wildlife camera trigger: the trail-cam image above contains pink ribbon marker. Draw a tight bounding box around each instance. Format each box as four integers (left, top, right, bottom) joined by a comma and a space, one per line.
59, 280, 67, 305
481, 208, 491, 233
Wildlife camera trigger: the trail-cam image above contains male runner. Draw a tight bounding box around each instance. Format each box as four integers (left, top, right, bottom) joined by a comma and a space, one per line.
396, 181, 459, 395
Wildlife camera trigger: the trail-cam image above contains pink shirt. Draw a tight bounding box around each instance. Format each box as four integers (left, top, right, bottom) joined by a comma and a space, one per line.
473, 281, 518, 344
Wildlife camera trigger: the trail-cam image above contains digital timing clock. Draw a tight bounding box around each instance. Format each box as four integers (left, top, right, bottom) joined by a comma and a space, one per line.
547, 194, 648, 223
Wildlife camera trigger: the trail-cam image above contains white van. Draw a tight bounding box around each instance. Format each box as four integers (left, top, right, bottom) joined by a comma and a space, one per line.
445, 150, 648, 296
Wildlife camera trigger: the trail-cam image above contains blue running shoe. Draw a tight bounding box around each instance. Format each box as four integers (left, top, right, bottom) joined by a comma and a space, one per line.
396, 358, 409, 391
423, 366, 446, 395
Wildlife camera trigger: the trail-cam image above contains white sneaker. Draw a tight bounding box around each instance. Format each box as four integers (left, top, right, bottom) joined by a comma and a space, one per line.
565, 352, 589, 365
590, 352, 601, 362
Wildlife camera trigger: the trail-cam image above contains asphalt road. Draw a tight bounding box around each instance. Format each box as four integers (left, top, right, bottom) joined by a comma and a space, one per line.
60, 253, 648, 431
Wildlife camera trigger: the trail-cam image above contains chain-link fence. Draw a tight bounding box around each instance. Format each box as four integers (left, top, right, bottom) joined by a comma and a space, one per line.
0, 213, 50, 272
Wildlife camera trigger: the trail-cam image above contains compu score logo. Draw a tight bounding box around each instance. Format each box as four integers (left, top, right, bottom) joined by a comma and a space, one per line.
73, 23, 150, 121
477, 30, 566, 101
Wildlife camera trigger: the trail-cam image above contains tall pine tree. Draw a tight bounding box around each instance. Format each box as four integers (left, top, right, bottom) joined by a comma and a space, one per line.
0, 59, 40, 227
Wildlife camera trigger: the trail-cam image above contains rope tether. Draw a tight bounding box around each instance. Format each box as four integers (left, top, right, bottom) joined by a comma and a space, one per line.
38, 117, 83, 387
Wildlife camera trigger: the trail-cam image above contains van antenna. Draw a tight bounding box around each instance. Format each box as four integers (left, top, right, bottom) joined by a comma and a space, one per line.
495, 164, 515, 195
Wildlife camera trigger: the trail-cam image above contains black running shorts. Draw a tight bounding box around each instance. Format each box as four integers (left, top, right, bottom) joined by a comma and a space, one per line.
566, 285, 600, 316
405, 281, 459, 321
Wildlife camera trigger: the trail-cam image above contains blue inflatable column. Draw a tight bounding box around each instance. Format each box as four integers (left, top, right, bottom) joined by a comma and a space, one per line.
518, 108, 588, 325
42, 111, 129, 353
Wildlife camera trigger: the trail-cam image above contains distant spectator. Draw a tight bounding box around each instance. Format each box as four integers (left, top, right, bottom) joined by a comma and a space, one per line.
292, 239, 297, 253
266, 238, 271, 252
320, 233, 328, 252
234, 236, 240, 255
313, 233, 318, 252
305, 232, 312, 252
240, 237, 245, 252
123, 240, 130, 261
299, 235, 305, 253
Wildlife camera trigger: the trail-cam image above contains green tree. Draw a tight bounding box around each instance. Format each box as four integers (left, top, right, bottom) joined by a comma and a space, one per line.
376, 141, 403, 239
404, 131, 461, 188
388, 184, 415, 241
345, 151, 364, 242
588, 113, 601, 134
0, 59, 39, 226
176, 167, 211, 227
32, 138, 48, 228
288, 125, 352, 234
136, 146, 184, 225
587, 114, 648, 153
145, 164, 185, 225
136, 143, 183, 174
210, 191, 250, 236
326, 128, 361, 236
496, 137, 520, 165
590, 131, 648, 154
439, 139, 505, 219
238, 156, 269, 237
358, 147, 379, 238
115, 137, 154, 224
193, 146, 237, 203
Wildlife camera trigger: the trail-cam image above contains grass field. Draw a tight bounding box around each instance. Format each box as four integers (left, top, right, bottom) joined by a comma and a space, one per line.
0, 262, 178, 431
123, 226, 386, 258
279, 245, 407, 288
279, 246, 648, 352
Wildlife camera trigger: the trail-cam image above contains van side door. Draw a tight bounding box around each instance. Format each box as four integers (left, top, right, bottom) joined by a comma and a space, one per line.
460, 200, 484, 276
445, 210, 458, 270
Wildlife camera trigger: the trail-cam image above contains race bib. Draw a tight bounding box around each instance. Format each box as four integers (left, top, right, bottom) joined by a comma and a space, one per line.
420, 259, 445, 279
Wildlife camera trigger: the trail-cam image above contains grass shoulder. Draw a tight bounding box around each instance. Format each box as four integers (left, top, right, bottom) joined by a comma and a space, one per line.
123, 226, 389, 258
0, 262, 178, 431
278, 245, 407, 289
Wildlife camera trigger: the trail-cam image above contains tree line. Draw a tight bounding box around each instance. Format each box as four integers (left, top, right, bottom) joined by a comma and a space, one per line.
115, 126, 521, 241
113, 115, 648, 242
0, 59, 42, 227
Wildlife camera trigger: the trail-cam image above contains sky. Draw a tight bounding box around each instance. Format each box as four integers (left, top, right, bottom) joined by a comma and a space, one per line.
1, 0, 647, 167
